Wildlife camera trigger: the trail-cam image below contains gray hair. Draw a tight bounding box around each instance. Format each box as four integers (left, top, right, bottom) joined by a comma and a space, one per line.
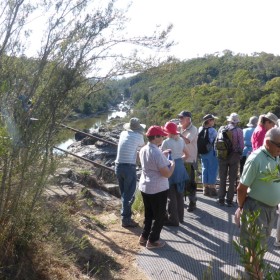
265, 127, 280, 141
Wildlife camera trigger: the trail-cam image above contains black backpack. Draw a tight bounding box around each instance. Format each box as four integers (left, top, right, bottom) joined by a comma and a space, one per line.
197, 128, 212, 154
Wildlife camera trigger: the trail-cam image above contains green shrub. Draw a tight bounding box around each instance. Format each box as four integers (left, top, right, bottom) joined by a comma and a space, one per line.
132, 189, 144, 214
233, 210, 280, 279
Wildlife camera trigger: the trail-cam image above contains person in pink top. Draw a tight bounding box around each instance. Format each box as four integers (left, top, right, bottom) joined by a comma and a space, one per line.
251, 112, 278, 151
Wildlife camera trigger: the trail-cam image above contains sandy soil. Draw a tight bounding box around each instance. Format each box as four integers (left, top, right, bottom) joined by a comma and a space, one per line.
53, 156, 149, 280
89, 212, 149, 280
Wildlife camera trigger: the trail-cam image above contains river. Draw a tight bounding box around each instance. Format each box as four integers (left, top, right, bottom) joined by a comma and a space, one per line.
56, 107, 127, 150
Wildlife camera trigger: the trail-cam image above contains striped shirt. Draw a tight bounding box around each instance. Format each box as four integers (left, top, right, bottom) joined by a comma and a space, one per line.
115, 130, 144, 164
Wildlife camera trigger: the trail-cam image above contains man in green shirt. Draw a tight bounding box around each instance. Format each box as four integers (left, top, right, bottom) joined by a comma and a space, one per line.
235, 126, 280, 277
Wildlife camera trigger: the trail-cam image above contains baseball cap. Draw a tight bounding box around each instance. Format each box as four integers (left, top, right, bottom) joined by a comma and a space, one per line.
178, 111, 192, 118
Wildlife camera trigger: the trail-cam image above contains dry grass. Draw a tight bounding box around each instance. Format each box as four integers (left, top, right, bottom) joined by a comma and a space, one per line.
0, 156, 147, 280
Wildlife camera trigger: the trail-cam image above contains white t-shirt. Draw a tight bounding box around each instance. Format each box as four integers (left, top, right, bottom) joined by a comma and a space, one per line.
115, 130, 144, 164
161, 137, 186, 159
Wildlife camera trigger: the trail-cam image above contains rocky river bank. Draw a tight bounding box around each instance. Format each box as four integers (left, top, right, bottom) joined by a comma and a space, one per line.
51, 117, 142, 204
49, 97, 143, 205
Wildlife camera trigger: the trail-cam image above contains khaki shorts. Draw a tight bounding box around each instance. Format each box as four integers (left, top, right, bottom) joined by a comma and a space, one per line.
240, 197, 277, 246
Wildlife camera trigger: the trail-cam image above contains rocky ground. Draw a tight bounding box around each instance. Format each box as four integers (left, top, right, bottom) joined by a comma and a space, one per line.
48, 122, 148, 280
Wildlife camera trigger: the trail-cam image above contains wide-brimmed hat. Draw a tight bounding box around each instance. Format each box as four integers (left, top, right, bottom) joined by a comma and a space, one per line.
178, 111, 192, 118
203, 114, 218, 123
146, 126, 168, 137
226, 113, 240, 123
123, 118, 146, 133
246, 116, 258, 127
163, 121, 180, 135
263, 112, 278, 125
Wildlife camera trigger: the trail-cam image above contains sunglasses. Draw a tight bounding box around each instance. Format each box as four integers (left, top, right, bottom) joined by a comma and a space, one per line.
270, 140, 280, 148
156, 135, 163, 138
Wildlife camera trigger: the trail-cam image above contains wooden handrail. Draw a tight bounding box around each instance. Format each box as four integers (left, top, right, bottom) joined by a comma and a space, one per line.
59, 123, 118, 147
54, 146, 115, 172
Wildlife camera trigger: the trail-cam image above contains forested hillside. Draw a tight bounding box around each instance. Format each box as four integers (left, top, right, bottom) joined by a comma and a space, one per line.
109, 51, 280, 127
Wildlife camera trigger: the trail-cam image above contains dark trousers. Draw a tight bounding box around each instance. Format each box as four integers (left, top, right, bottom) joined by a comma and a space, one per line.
141, 190, 168, 243
167, 185, 184, 224
218, 153, 240, 202
185, 163, 197, 202
240, 156, 246, 175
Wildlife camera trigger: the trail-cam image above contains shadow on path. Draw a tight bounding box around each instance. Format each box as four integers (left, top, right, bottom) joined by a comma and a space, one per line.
137, 194, 280, 279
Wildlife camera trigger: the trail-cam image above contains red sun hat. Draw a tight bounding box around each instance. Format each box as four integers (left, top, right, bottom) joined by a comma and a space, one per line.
146, 125, 168, 137
164, 121, 180, 135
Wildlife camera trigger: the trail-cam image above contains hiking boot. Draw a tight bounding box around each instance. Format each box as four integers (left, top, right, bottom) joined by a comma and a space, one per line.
203, 187, 211, 196
122, 220, 138, 228
146, 240, 166, 249
139, 235, 148, 246
216, 198, 225, 206
225, 200, 234, 207
187, 201, 196, 212
210, 188, 218, 197
164, 220, 179, 226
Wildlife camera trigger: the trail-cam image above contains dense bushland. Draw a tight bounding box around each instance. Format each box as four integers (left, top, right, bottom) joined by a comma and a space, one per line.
107, 51, 280, 127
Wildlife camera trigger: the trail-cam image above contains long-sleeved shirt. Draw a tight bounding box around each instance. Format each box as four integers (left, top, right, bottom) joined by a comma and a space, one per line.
242, 127, 256, 157
228, 123, 244, 153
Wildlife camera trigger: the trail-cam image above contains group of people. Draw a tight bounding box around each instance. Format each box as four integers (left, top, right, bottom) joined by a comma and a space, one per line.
115, 111, 198, 249
114, 110, 280, 256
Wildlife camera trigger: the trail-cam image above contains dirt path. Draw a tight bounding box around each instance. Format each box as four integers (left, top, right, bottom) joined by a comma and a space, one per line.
50, 156, 149, 280
89, 212, 148, 280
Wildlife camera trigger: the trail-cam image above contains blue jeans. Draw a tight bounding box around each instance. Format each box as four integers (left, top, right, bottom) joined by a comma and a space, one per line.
115, 163, 137, 224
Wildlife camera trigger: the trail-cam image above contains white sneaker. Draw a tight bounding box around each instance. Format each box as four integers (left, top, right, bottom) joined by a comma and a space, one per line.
274, 240, 280, 247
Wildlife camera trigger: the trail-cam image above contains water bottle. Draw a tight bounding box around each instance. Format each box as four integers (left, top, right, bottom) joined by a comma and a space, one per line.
168, 151, 172, 160
168, 151, 172, 168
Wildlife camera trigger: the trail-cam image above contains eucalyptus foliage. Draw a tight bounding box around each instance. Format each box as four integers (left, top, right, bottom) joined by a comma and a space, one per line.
106, 51, 280, 127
